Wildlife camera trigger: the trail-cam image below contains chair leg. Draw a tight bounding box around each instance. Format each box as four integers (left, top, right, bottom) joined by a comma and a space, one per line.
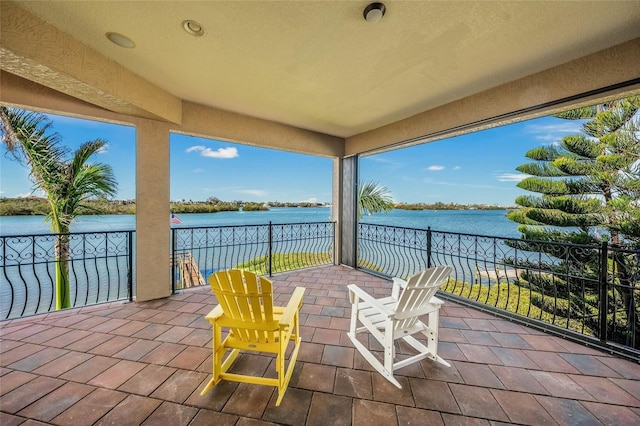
423, 309, 449, 366
383, 324, 395, 381
400, 334, 451, 368
200, 377, 217, 396
349, 304, 403, 388
201, 327, 239, 396
349, 298, 359, 337
348, 331, 402, 388
276, 335, 302, 406
201, 322, 221, 395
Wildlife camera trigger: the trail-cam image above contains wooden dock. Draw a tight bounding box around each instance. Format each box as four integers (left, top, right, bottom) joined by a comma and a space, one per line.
475, 263, 521, 284
174, 251, 206, 288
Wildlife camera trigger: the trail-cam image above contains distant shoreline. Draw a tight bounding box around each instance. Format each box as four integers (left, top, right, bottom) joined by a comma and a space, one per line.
0, 197, 514, 216
394, 203, 512, 211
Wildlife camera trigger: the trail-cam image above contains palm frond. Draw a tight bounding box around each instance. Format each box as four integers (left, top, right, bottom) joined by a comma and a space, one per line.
1, 107, 68, 193
1, 107, 118, 231
358, 180, 394, 219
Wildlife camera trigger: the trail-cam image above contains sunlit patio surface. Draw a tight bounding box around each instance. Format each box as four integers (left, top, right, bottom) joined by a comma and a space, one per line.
1, 265, 639, 425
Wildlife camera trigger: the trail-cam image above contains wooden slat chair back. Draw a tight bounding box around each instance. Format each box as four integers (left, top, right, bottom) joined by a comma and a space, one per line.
393, 266, 449, 323
211, 268, 276, 343
200, 269, 305, 406
347, 265, 452, 388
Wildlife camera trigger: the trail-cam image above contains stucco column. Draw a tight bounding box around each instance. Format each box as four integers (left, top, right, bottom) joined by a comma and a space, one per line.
135, 119, 172, 301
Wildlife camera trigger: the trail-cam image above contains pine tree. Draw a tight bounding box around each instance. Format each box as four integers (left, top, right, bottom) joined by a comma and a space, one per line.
506, 97, 640, 346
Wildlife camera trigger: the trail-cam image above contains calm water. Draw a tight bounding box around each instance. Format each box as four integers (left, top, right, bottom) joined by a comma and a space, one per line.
0, 207, 520, 238
1, 207, 519, 319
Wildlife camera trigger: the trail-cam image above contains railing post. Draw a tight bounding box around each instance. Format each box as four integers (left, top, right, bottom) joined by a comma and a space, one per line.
427, 227, 432, 268
598, 241, 609, 344
268, 221, 273, 277
2, 236, 16, 319
128, 231, 134, 302
171, 228, 177, 294
332, 221, 337, 265
104, 233, 110, 303
88, 233, 100, 305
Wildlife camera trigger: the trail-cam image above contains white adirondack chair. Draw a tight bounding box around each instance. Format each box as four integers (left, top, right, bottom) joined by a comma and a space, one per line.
347, 266, 452, 388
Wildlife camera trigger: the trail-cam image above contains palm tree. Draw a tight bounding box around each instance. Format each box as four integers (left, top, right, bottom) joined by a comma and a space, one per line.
358, 180, 394, 219
1, 107, 117, 309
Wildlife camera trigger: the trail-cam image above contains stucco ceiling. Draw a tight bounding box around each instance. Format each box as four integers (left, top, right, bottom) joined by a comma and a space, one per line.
4, 1, 640, 138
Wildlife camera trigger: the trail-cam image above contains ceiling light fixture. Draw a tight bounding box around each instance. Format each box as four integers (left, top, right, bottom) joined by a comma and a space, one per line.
106, 32, 135, 48
182, 20, 204, 36
363, 2, 386, 23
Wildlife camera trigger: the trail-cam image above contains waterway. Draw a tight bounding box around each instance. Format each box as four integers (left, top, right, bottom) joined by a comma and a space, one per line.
0, 207, 520, 238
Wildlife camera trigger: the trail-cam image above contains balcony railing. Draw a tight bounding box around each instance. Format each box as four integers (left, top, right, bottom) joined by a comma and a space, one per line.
0, 222, 335, 319
2, 221, 637, 361
358, 223, 640, 361
171, 221, 335, 292
1, 230, 133, 320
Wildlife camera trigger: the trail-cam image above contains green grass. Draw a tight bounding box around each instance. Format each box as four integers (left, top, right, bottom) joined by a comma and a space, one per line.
234, 251, 332, 275
440, 279, 595, 335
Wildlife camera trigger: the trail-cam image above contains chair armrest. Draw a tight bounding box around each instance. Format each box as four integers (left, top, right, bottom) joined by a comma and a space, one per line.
391, 277, 407, 300
431, 296, 444, 305
204, 305, 224, 322
392, 277, 407, 288
279, 287, 305, 327
347, 284, 395, 317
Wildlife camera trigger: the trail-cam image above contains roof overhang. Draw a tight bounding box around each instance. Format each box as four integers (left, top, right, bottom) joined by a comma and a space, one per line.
1, 1, 639, 157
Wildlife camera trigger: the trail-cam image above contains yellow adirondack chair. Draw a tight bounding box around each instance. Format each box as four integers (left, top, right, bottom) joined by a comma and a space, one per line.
200, 269, 305, 406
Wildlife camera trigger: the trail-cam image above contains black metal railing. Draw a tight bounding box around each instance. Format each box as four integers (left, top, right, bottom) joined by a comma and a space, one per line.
2, 219, 636, 360
1, 221, 334, 320
1, 230, 134, 320
171, 221, 335, 292
358, 223, 640, 360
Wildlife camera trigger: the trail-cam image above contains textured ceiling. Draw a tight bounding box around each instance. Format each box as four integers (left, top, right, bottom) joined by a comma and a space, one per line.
7, 1, 640, 138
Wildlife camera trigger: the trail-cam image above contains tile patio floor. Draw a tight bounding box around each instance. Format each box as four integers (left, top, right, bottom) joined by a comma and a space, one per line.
1, 265, 639, 425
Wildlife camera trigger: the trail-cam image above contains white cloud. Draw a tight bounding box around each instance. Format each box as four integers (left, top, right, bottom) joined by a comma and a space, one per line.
192, 168, 204, 173
426, 165, 445, 171
453, 166, 461, 170
96, 143, 109, 154
235, 189, 268, 197
525, 122, 583, 141
421, 179, 506, 190
496, 173, 528, 182
368, 157, 405, 171
202, 147, 238, 158
186, 145, 206, 153
186, 146, 239, 159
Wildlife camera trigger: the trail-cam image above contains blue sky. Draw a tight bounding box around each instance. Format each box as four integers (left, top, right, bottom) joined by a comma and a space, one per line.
0, 111, 583, 205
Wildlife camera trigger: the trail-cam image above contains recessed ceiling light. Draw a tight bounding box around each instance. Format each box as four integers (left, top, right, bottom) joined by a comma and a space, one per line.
363, 2, 386, 23
182, 20, 204, 36
106, 32, 136, 48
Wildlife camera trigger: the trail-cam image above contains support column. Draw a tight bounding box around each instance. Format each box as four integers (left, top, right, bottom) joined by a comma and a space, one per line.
332, 158, 341, 265
135, 119, 172, 301
338, 155, 358, 268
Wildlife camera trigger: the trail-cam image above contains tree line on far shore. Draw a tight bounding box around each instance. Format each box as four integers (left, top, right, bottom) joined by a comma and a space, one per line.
0, 197, 260, 216
0, 196, 506, 216
395, 202, 507, 210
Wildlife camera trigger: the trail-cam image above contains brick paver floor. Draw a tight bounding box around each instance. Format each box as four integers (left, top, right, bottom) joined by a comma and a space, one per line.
2, 265, 639, 425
